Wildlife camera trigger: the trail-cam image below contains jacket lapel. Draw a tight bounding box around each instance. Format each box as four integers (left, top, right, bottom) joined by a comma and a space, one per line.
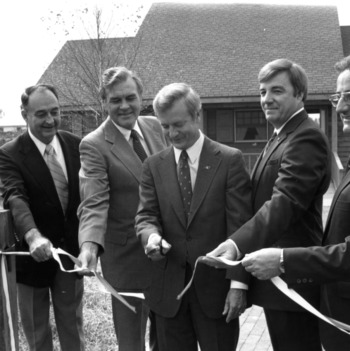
324, 171, 350, 234
104, 118, 143, 183
20, 132, 62, 211
138, 117, 165, 154
251, 111, 308, 197
187, 138, 221, 227
58, 132, 80, 213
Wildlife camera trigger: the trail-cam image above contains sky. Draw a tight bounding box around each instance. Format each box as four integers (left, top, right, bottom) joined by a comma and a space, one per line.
0, 0, 349, 126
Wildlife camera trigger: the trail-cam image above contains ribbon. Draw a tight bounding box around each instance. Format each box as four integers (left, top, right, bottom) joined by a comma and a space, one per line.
1, 254, 16, 351
0, 248, 136, 316
176, 256, 241, 300
180, 255, 350, 335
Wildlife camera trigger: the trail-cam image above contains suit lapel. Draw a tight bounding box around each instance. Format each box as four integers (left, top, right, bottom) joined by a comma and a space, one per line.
138, 117, 164, 154
159, 148, 187, 228
188, 138, 221, 227
251, 111, 308, 198
104, 118, 143, 183
58, 132, 80, 213
324, 171, 350, 234
20, 132, 62, 211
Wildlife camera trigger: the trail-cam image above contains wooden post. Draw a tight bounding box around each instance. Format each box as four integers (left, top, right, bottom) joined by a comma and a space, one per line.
0, 210, 18, 351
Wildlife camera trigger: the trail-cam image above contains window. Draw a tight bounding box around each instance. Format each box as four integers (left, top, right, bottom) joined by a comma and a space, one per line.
235, 110, 272, 142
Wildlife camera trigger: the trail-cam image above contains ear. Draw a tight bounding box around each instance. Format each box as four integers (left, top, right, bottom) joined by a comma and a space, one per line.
21, 109, 28, 122
296, 92, 304, 102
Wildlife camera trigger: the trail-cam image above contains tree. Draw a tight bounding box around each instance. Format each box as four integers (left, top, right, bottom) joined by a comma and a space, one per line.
40, 4, 146, 133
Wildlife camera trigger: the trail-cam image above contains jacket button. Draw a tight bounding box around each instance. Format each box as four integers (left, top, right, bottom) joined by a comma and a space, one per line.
308, 278, 313, 283
297, 279, 301, 284
302, 278, 307, 283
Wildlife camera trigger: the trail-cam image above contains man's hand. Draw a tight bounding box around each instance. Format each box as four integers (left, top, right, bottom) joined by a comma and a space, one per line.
77, 242, 99, 276
145, 233, 171, 261
242, 248, 282, 280
223, 289, 247, 323
206, 239, 238, 262
25, 228, 53, 262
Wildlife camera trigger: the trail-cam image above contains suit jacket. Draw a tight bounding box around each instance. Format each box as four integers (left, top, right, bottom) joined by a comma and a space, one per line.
230, 110, 332, 311
0, 130, 81, 287
78, 116, 167, 291
284, 170, 350, 349
135, 137, 252, 318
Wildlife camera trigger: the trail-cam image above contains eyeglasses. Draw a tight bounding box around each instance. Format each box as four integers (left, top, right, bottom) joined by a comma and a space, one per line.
329, 92, 350, 107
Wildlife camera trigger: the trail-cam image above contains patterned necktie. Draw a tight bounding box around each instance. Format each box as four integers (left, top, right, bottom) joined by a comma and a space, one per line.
178, 150, 192, 221
44, 144, 69, 213
130, 129, 148, 163
263, 132, 277, 157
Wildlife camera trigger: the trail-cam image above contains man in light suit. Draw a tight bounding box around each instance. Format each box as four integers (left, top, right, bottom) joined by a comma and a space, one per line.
0, 84, 84, 351
241, 55, 350, 351
77, 67, 167, 351
208, 59, 332, 351
135, 83, 252, 351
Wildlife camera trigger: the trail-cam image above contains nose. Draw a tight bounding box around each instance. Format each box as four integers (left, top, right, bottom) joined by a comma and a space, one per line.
336, 96, 350, 115
169, 126, 178, 138
120, 99, 129, 109
262, 91, 273, 105
45, 113, 55, 124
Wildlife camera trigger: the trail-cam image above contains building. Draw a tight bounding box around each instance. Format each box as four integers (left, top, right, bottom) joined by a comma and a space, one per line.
39, 3, 347, 180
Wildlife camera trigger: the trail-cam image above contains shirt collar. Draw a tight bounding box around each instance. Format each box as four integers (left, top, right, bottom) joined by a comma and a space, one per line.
275, 107, 304, 135
110, 118, 144, 141
174, 130, 205, 164
28, 128, 59, 156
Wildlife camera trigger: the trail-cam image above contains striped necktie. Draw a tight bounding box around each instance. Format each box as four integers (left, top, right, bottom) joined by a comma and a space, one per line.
130, 129, 148, 163
44, 144, 69, 213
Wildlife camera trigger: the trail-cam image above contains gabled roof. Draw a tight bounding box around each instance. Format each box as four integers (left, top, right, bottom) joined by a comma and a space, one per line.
39, 37, 137, 108
39, 3, 344, 107
341, 26, 350, 56
135, 3, 343, 100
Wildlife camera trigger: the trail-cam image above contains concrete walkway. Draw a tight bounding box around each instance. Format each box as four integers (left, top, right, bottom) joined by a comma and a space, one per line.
237, 182, 335, 350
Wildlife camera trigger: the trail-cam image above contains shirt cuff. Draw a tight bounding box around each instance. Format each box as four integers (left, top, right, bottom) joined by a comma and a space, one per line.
230, 280, 248, 290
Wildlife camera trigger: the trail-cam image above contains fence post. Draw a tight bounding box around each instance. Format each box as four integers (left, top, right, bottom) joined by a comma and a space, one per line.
0, 209, 18, 351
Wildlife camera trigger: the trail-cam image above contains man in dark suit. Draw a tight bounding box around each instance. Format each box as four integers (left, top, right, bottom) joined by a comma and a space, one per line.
208, 59, 332, 351
241, 55, 350, 351
0, 84, 84, 350
135, 83, 252, 351
77, 67, 167, 351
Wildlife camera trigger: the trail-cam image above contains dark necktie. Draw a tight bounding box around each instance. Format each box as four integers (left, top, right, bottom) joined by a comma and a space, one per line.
131, 129, 148, 163
44, 144, 69, 213
263, 132, 277, 157
178, 150, 192, 220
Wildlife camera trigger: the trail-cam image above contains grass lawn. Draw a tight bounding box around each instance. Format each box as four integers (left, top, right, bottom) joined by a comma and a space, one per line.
18, 269, 119, 350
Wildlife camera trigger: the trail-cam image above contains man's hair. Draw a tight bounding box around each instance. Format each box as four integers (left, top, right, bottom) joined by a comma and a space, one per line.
153, 83, 201, 119
99, 66, 143, 101
258, 58, 308, 102
21, 84, 59, 111
335, 55, 350, 73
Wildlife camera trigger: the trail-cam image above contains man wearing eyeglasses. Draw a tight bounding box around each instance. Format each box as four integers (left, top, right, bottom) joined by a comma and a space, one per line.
241, 55, 350, 351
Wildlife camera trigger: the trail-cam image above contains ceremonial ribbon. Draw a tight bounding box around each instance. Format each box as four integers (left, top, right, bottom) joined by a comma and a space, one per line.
0, 247, 138, 350
1, 254, 16, 351
177, 256, 350, 335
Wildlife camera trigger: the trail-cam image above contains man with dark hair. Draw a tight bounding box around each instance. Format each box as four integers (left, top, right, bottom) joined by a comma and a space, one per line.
0, 84, 84, 350
77, 66, 167, 351
242, 55, 350, 351
136, 82, 252, 351
208, 59, 332, 350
